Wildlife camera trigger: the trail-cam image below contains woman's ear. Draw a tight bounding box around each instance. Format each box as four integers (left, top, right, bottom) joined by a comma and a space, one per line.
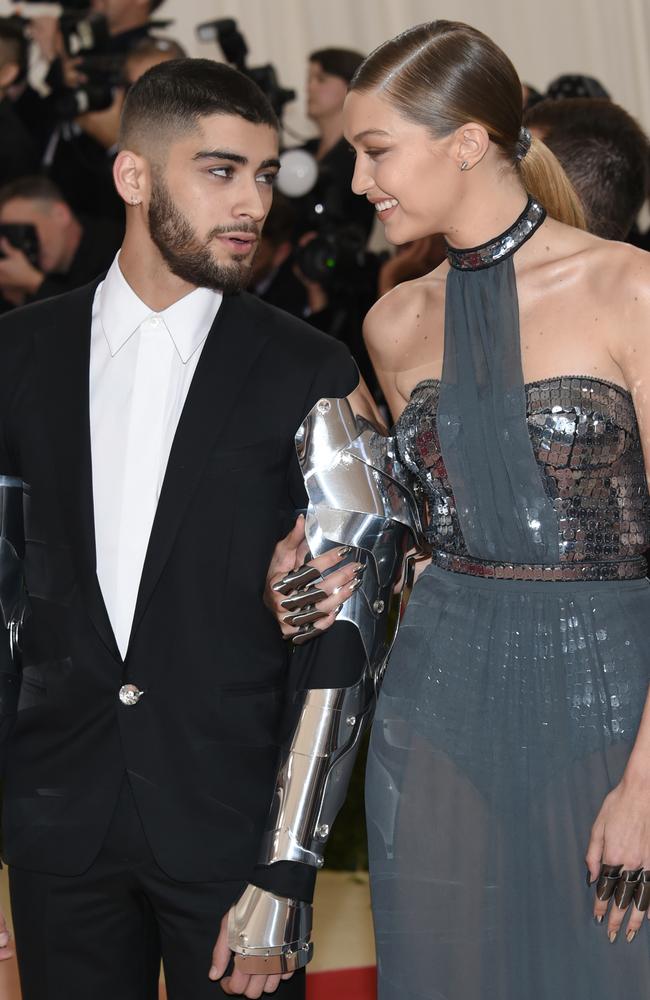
454, 122, 490, 170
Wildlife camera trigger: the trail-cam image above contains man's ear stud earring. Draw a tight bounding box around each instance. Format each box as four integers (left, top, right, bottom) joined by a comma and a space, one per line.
131, 196, 141, 205
460, 161, 469, 171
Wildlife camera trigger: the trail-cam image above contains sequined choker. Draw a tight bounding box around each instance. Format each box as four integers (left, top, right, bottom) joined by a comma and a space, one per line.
445, 196, 546, 271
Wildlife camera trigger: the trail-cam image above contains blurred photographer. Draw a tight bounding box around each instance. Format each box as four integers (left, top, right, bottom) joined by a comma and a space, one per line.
0, 175, 121, 306
0, 18, 39, 184
291, 47, 375, 239
26, 0, 167, 221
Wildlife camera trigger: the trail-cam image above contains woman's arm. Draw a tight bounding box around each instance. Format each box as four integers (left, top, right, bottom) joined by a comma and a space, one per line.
585, 246, 650, 942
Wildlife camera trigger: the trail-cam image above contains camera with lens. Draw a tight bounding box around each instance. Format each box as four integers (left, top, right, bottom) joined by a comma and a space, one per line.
196, 17, 296, 120
0, 224, 39, 268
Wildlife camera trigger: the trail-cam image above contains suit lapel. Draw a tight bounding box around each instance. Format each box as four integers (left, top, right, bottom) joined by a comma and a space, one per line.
34, 280, 121, 660
128, 293, 270, 645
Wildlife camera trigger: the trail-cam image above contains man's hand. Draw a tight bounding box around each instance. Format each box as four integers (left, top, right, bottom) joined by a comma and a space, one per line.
209, 913, 292, 998
0, 240, 43, 299
0, 904, 14, 961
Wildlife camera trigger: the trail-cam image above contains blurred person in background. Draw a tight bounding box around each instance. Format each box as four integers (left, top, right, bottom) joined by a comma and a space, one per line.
0, 18, 39, 185
0, 175, 121, 306
525, 97, 650, 241
26, 0, 169, 222
72, 36, 188, 154
291, 47, 375, 239
249, 191, 307, 315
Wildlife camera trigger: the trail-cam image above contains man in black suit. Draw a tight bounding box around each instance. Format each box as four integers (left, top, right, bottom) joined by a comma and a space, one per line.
0, 58, 359, 999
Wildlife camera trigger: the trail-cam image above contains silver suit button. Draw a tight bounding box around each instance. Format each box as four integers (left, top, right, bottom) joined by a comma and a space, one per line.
119, 684, 144, 706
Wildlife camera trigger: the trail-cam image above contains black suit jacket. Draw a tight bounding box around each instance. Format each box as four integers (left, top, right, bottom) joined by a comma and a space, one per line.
0, 278, 358, 887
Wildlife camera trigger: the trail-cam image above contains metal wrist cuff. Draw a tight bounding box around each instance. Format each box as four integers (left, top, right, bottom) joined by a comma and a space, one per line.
227, 884, 313, 975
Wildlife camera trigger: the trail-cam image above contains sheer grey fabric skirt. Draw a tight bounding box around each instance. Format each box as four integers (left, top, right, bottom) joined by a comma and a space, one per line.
366, 563, 650, 999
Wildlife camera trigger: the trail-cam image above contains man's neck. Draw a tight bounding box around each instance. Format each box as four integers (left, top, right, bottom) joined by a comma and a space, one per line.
118, 237, 199, 312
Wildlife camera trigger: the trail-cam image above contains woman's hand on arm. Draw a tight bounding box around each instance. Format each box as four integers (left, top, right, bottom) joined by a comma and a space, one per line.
264, 516, 365, 641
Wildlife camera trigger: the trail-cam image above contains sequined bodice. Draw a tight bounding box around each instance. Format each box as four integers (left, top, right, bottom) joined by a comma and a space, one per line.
395, 376, 650, 564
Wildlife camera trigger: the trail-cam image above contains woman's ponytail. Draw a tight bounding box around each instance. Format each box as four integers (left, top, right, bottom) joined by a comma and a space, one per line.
518, 136, 586, 229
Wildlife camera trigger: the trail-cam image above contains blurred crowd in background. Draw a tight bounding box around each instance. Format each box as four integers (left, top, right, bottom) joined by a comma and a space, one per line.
0, 0, 648, 404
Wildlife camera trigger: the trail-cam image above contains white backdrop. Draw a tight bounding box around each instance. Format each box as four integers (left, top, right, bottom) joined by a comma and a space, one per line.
157, 0, 650, 143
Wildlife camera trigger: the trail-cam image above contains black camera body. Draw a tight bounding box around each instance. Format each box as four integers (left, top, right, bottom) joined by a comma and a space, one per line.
196, 18, 296, 119
0, 224, 40, 268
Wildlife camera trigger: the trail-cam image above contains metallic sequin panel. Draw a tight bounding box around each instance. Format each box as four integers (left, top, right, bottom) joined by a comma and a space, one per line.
394, 376, 650, 577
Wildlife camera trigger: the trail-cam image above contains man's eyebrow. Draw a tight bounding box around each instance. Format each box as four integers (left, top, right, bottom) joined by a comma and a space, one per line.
193, 149, 248, 164
193, 151, 281, 171
352, 128, 391, 142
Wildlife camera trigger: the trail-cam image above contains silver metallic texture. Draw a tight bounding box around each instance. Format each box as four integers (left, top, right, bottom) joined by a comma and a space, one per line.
515, 126, 532, 161
596, 864, 623, 902
261, 394, 420, 864
614, 869, 643, 910
445, 196, 546, 271
634, 871, 650, 912
227, 885, 313, 974
396, 377, 649, 581
0, 476, 28, 665
231, 395, 420, 973
273, 564, 323, 595
118, 684, 144, 706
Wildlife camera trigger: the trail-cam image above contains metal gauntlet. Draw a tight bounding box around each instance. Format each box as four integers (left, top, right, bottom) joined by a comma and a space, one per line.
0, 476, 28, 720
228, 395, 420, 974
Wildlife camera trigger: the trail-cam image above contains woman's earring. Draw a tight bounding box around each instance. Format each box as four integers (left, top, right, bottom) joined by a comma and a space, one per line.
460, 161, 469, 172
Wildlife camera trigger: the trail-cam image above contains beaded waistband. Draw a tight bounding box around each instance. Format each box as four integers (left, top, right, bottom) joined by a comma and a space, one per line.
432, 551, 648, 582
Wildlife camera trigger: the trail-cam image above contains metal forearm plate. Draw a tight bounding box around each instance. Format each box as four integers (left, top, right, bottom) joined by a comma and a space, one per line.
227, 884, 313, 974
261, 395, 421, 871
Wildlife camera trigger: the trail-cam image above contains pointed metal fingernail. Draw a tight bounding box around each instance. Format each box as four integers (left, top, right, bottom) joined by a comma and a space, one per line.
350, 578, 363, 591
338, 546, 351, 558
626, 930, 637, 944
594, 915, 604, 925
608, 930, 617, 944
283, 608, 329, 627
355, 563, 367, 577
586, 870, 592, 886
281, 589, 326, 611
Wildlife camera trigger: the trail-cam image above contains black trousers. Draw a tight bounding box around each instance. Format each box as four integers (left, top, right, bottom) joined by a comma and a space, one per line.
9, 779, 305, 1000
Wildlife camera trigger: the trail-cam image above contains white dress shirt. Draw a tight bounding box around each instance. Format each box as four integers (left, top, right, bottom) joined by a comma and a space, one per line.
90, 255, 222, 658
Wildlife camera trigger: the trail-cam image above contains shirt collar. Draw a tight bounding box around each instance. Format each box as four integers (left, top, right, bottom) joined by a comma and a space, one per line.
99, 253, 223, 363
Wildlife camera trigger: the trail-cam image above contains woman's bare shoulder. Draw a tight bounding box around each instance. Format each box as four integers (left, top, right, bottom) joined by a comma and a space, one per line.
363, 266, 447, 369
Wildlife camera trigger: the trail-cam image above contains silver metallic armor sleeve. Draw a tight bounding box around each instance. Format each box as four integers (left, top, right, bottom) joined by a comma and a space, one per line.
228, 395, 421, 974
0, 476, 28, 725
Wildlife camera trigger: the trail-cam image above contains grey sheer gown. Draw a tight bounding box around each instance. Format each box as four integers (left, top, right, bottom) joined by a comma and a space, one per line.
366, 197, 650, 999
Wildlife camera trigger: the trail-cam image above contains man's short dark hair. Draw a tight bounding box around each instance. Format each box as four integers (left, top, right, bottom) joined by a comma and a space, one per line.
525, 98, 650, 240
119, 58, 279, 155
0, 175, 66, 211
309, 48, 365, 84
149, 0, 167, 12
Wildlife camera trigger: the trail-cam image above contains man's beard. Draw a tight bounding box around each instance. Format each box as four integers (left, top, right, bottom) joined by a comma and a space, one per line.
147, 175, 259, 295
